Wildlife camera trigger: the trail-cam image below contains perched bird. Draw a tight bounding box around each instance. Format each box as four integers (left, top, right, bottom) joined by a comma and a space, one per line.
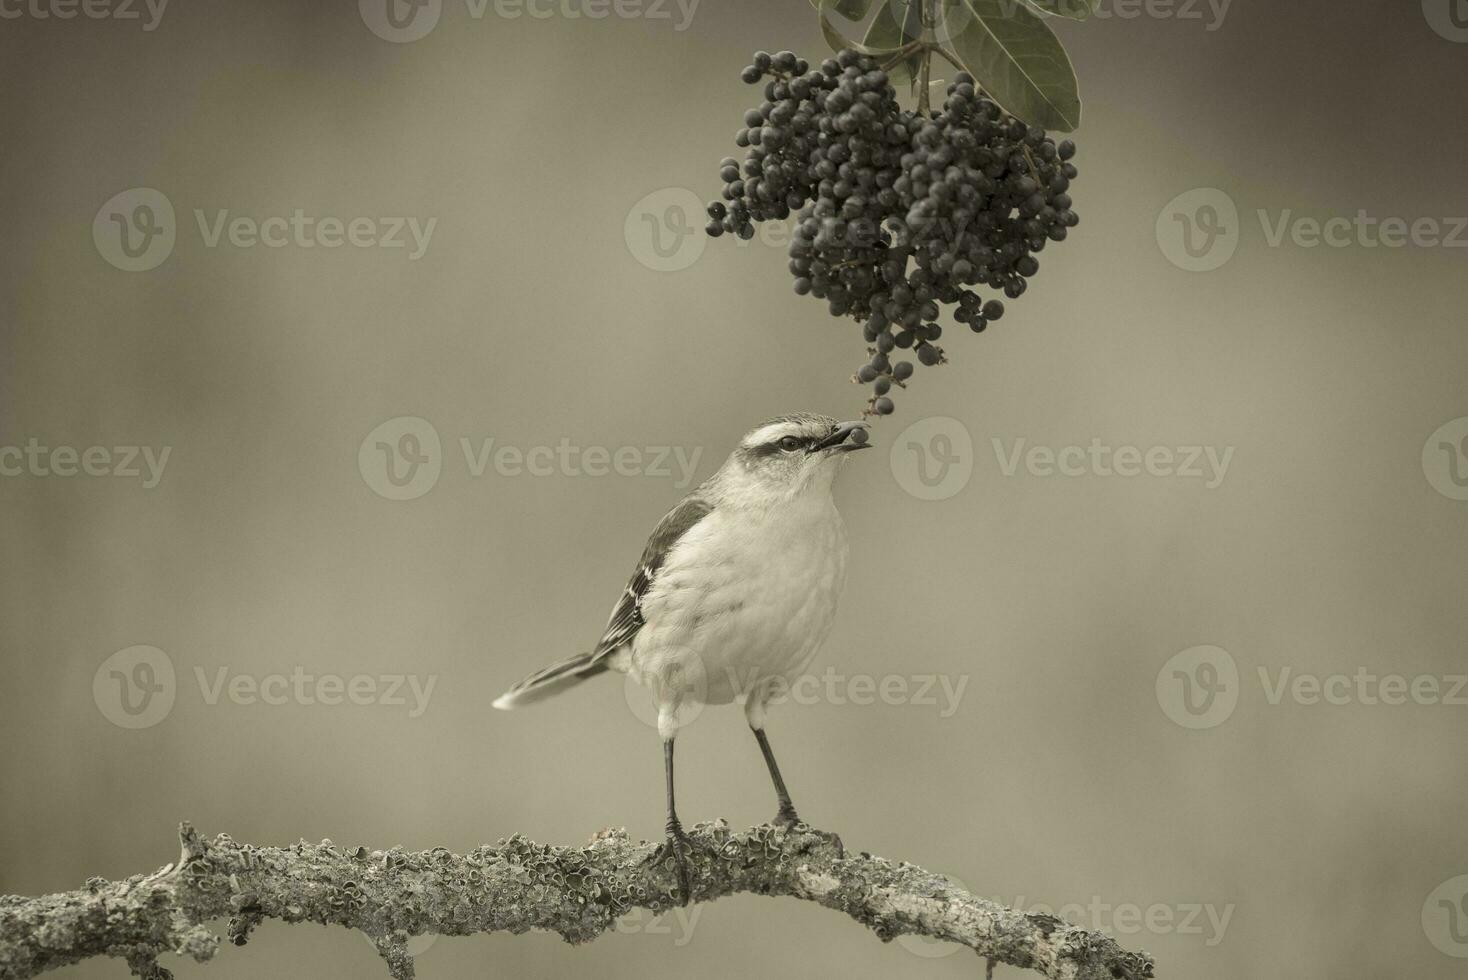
493, 413, 870, 899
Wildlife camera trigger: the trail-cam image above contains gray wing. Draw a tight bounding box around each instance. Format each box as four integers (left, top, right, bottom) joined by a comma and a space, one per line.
588, 493, 714, 665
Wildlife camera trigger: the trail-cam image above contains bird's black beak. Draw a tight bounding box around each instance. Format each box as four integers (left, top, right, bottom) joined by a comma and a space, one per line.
813, 420, 872, 452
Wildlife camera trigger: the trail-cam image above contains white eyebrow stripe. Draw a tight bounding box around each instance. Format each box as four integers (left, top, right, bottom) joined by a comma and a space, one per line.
744, 422, 812, 446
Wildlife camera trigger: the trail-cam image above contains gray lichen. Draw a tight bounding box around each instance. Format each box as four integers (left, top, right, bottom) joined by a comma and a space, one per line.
0, 821, 1154, 980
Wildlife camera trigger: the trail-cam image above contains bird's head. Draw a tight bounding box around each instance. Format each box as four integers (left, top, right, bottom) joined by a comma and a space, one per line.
715, 413, 871, 504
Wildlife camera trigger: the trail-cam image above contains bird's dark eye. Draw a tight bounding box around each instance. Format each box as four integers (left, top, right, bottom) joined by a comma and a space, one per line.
778, 435, 804, 452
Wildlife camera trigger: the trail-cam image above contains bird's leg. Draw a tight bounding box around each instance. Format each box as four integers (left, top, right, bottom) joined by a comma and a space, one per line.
654, 736, 694, 905
752, 726, 801, 828
751, 723, 843, 856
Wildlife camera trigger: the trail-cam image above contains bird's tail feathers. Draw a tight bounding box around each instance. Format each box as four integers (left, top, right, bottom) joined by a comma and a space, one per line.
492, 652, 607, 709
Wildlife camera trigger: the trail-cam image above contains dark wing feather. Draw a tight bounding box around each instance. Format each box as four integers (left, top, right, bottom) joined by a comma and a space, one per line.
588, 494, 714, 664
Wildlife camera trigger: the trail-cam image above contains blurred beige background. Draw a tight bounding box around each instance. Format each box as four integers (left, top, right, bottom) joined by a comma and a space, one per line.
3, 1, 1467, 978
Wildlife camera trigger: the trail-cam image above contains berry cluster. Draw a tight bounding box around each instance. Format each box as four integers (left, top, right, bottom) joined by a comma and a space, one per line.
706, 48, 1079, 416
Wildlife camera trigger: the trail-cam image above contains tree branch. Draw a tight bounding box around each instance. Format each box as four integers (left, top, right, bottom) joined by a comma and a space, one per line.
0, 821, 1154, 980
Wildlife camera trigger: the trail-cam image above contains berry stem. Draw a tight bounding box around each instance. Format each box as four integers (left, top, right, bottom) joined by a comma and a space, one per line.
916, 0, 938, 115
929, 43, 966, 76
877, 40, 924, 73
1021, 144, 1041, 177
917, 46, 932, 115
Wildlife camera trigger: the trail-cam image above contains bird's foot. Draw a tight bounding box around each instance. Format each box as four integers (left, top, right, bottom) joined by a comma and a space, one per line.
772, 804, 801, 830
650, 820, 696, 906
769, 809, 844, 858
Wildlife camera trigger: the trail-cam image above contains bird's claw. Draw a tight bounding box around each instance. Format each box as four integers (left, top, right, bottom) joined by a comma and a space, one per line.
768, 814, 844, 858
651, 824, 696, 906
772, 805, 801, 830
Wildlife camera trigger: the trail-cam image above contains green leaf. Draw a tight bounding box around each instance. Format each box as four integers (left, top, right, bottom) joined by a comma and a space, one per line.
833, 0, 876, 18
862, 0, 924, 86
806, 0, 875, 20
1018, 0, 1097, 21
945, 0, 1081, 131
817, 0, 914, 58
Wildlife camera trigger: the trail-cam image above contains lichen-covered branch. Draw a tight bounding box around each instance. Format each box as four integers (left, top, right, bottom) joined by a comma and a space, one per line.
0, 821, 1153, 980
